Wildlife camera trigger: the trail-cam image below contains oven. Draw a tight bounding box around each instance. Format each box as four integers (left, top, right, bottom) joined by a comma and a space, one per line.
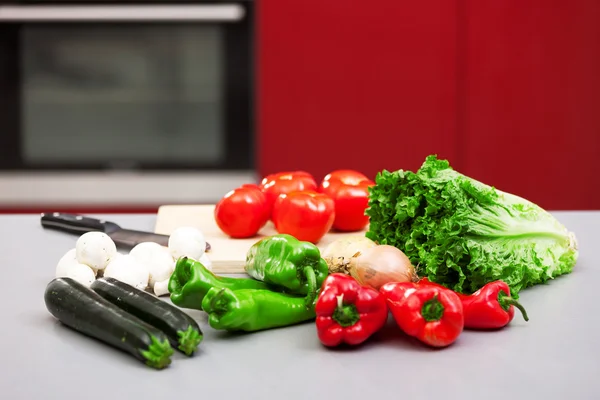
0, 1, 255, 209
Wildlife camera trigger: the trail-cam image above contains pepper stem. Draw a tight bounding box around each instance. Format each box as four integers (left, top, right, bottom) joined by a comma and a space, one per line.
332, 294, 360, 327
421, 295, 445, 322
498, 292, 529, 322
303, 266, 317, 308
210, 288, 227, 312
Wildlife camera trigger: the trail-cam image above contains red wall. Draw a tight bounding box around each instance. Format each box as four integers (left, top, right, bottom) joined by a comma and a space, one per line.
462, 0, 600, 210
257, 0, 460, 180
257, 0, 600, 210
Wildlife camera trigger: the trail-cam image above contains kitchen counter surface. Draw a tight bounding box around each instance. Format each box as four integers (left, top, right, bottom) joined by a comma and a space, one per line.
1, 212, 598, 400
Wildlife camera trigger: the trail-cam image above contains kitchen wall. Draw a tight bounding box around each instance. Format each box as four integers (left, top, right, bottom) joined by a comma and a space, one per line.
257, 0, 600, 210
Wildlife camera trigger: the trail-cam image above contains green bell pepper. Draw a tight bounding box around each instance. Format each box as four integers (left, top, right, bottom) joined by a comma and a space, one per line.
169, 257, 270, 310
244, 234, 329, 307
201, 287, 317, 332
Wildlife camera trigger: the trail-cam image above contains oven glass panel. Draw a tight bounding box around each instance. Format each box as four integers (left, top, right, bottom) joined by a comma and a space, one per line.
21, 24, 224, 166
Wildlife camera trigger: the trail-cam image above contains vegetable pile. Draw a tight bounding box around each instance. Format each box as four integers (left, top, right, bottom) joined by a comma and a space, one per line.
214, 169, 374, 243
167, 231, 529, 350
43, 155, 582, 366
45, 231, 538, 366
366, 155, 579, 296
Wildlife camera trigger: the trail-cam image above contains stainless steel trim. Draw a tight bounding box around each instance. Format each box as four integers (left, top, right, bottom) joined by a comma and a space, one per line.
0, 171, 258, 206
0, 5, 245, 22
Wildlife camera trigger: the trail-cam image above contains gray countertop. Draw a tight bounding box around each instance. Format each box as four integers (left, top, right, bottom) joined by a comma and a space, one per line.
1, 212, 598, 400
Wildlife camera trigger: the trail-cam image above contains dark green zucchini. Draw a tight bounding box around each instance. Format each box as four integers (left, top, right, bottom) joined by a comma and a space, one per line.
44, 277, 174, 369
90, 277, 203, 356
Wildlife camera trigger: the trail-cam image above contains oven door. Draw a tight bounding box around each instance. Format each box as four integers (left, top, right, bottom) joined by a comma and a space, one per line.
0, 1, 255, 209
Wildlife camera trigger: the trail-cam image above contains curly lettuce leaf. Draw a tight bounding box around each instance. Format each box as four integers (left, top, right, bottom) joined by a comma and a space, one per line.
366, 155, 578, 296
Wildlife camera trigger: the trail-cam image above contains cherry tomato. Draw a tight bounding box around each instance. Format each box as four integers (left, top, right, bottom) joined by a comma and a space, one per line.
319, 170, 374, 232
259, 171, 318, 217
272, 191, 335, 244
214, 185, 269, 238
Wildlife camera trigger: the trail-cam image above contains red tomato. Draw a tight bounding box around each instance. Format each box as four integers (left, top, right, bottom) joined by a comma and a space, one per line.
240, 183, 262, 190
214, 185, 269, 238
319, 170, 374, 232
272, 191, 335, 244
259, 171, 318, 217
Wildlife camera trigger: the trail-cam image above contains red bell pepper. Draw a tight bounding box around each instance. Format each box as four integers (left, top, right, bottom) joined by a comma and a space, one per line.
259, 171, 318, 217
419, 278, 529, 329
380, 282, 464, 348
315, 273, 388, 347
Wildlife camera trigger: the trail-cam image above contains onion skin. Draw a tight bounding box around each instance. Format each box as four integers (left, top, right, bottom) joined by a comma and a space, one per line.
349, 245, 416, 290
322, 236, 378, 274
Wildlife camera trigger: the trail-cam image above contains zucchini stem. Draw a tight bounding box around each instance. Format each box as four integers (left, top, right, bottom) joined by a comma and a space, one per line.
140, 336, 174, 370
177, 325, 204, 356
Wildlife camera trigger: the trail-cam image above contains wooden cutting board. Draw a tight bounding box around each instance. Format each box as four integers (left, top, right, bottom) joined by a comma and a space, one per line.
154, 205, 368, 274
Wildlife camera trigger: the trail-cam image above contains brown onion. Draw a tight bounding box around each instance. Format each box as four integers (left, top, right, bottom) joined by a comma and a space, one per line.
322, 235, 378, 273
349, 245, 416, 290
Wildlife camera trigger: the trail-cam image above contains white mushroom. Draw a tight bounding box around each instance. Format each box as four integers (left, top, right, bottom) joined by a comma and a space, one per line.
168, 227, 206, 261
65, 263, 96, 287
76, 232, 117, 271
129, 242, 175, 287
56, 248, 81, 277
97, 252, 124, 278
153, 279, 170, 297
103, 254, 149, 290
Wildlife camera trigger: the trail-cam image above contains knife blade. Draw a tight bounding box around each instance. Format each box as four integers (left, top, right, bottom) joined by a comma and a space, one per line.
40, 212, 211, 251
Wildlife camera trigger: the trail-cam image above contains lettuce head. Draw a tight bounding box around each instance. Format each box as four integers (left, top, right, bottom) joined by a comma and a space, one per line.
365, 155, 579, 296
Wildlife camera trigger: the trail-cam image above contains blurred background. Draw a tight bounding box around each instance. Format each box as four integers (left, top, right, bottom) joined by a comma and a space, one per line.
0, 0, 598, 214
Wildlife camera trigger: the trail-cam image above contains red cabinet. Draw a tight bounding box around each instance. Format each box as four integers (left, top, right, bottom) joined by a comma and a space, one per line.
460, 1, 600, 210
258, 0, 600, 210
257, 0, 460, 181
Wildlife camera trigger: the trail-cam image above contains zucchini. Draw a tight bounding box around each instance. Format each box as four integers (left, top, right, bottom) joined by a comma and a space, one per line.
91, 277, 203, 356
44, 277, 174, 369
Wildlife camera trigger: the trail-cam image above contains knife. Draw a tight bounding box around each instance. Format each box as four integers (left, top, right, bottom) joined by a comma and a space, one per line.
41, 212, 211, 251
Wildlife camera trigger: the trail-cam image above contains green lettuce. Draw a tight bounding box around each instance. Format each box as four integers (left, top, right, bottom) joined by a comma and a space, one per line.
365, 155, 578, 296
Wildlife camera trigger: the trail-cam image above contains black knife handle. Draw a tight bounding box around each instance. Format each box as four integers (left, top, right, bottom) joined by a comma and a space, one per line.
41, 212, 112, 235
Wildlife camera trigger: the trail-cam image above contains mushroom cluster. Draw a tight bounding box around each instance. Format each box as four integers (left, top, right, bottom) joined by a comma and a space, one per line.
54, 226, 211, 297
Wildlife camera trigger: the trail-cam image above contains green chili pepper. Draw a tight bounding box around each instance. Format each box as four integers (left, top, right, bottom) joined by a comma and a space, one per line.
169, 257, 270, 310
244, 234, 329, 307
201, 287, 317, 332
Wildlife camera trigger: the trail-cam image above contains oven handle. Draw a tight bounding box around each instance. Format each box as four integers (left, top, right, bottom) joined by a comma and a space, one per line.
0, 4, 245, 22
